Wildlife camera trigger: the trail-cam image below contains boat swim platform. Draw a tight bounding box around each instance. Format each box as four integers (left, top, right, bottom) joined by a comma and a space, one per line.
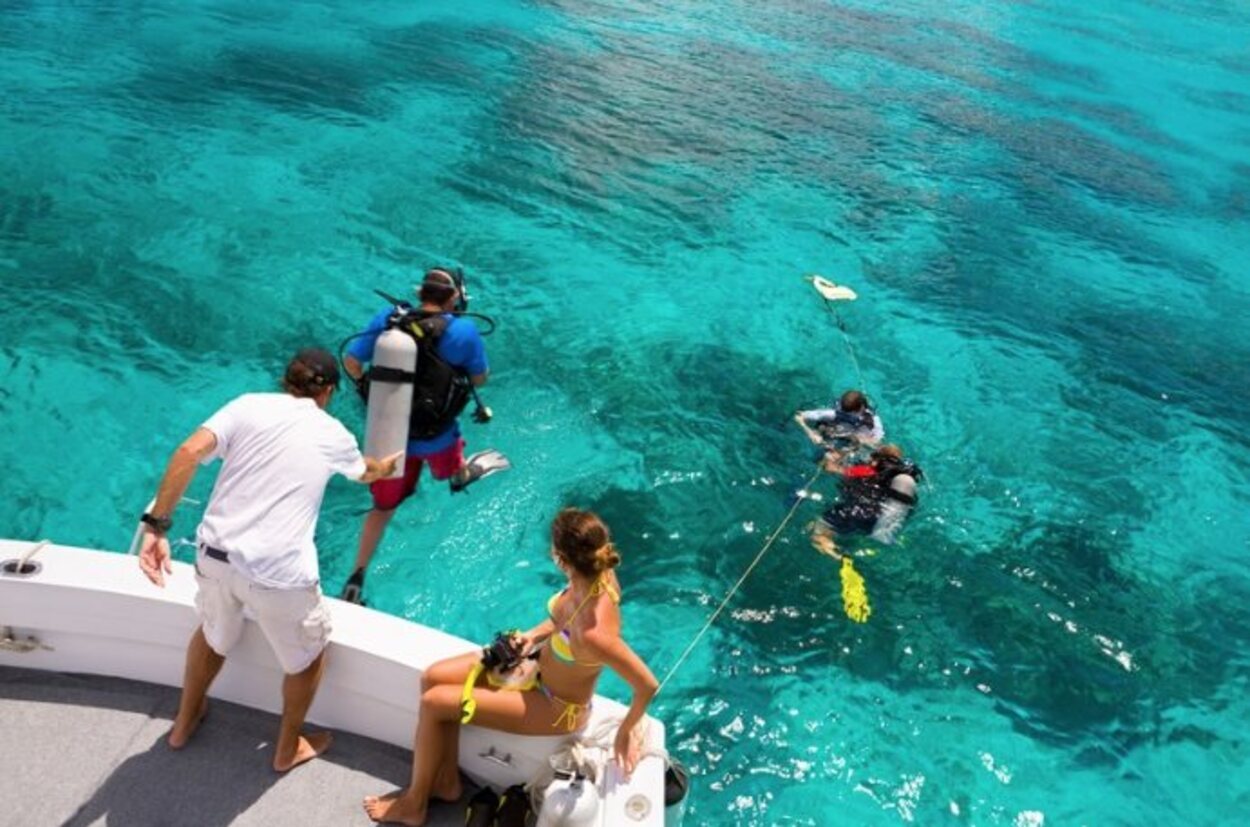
0, 665, 473, 827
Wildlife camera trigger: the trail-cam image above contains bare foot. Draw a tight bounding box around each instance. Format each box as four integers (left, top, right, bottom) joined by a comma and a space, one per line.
375, 774, 458, 805
167, 699, 209, 750
273, 731, 332, 772
363, 789, 426, 826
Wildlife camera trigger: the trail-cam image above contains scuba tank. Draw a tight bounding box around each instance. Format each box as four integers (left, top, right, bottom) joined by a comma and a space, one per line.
870, 472, 917, 545
363, 327, 418, 478
535, 772, 597, 827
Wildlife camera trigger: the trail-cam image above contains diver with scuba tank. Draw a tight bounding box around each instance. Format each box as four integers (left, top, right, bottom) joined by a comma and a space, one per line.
808, 444, 922, 558
340, 267, 510, 604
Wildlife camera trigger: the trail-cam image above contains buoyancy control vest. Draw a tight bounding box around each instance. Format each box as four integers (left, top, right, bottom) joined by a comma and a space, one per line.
817, 405, 877, 441
843, 457, 923, 511
871, 458, 923, 507
373, 307, 473, 440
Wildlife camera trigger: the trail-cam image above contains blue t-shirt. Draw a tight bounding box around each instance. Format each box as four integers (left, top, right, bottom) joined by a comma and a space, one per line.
347, 307, 489, 454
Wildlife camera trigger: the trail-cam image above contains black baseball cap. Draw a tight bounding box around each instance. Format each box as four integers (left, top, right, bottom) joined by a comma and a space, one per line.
290, 347, 341, 389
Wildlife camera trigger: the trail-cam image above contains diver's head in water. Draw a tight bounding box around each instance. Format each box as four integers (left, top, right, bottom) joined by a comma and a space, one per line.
871, 444, 904, 466
550, 508, 620, 580
840, 389, 869, 412
417, 268, 461, 311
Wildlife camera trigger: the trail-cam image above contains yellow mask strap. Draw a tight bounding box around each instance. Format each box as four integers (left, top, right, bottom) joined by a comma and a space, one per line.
460, 661, 486, 724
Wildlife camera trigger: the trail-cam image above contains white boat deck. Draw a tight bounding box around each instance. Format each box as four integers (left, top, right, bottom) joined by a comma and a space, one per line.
1, 542, 667, 827
0, 664, 472, 826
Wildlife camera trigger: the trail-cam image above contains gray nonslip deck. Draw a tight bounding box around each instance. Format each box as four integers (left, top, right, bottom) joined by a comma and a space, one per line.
0, 665, 471, 827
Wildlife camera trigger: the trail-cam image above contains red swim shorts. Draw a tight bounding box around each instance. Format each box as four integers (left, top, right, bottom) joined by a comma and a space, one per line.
370, 438, 466, 511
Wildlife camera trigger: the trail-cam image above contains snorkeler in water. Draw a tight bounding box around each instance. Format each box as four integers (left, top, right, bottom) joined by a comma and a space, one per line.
794, 389, 884, 462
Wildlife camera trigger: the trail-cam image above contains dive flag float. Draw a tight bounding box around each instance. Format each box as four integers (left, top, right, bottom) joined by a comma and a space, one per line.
809, 275, 858, 303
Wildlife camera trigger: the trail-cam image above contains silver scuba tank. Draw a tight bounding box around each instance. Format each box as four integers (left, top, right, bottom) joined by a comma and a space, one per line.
870, 473, 916, 545
535, 772, 599, 827
364, 327, 417, 479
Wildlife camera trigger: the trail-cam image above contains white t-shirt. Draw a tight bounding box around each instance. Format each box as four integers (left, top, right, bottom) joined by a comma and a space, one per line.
196, 393, 366, 588
801, 406, 885, 444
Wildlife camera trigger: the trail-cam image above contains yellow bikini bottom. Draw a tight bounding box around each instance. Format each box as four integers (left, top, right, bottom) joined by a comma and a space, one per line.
536, 680, 589, 732
461, 661, 589, 731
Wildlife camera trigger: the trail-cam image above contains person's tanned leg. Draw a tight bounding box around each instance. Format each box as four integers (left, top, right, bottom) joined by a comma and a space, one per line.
809, 521, 842, 560
425, 657, 475, 802
273, 650, 333, 772
364, 654, 476, 820
364, 677, 470, 825
364, 677, 556, 825
168, 627, 224, 748
353, 508, 396, 573
363, 692, 445, 826
430, 719, 463, 801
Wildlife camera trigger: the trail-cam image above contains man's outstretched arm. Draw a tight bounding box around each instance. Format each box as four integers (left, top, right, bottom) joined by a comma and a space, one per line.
794, 411, 825, 445
139, 427, 217, 587
358, 451, 403, 484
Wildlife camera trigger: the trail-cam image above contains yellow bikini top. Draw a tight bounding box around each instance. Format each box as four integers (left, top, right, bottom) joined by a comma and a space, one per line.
546, 576, 620, 667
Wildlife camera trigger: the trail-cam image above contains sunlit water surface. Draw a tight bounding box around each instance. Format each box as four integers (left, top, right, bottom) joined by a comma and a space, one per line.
3, 1, 1249, 823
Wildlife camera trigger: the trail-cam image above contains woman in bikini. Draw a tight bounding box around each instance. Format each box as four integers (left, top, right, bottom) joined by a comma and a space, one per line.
364, 507, 659, 826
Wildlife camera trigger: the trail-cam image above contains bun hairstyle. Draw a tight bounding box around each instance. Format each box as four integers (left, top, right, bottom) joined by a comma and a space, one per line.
551, 508, 620, 578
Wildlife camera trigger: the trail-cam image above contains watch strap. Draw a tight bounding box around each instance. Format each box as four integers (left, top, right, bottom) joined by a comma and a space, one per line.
141, 512, 173, 534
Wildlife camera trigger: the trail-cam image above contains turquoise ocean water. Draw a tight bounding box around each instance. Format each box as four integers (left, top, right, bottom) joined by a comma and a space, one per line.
3, 0, 1249, 823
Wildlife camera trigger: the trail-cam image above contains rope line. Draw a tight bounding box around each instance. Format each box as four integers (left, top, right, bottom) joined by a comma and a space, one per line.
656, 463, 825, 695
654, 281, 893, 692
823, 299, 867, 392
820, 295, 934, 492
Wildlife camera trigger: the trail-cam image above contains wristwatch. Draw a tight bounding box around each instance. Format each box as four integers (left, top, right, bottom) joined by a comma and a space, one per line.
141, 512, 173, 534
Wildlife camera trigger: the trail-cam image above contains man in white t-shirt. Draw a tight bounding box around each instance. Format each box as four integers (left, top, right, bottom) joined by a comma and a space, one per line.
138, 348, 399, 772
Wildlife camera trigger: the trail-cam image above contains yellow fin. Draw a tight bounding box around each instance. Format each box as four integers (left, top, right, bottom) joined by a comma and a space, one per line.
840, 557, 872, 624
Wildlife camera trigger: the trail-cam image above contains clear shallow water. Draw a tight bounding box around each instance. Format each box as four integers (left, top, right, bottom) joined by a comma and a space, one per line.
3, 0, 1249, 823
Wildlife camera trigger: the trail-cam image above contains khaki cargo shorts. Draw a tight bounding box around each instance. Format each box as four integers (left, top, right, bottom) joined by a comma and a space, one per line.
193, 550, 331, 674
